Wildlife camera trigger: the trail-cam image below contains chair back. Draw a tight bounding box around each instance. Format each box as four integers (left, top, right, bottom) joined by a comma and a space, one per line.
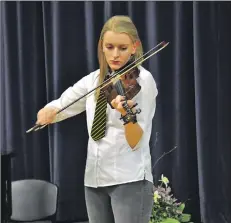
10, 179, 58, 222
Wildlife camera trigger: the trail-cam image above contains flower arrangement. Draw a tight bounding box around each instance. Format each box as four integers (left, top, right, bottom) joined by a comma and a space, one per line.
149, 174, 193, 223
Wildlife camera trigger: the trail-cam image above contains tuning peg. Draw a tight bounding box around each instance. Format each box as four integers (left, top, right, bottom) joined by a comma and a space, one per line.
131, 103, 138, 109
135, 109, 141, 114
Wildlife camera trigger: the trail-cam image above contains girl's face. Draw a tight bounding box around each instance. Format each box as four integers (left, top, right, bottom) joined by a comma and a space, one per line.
102, 31, 136, 71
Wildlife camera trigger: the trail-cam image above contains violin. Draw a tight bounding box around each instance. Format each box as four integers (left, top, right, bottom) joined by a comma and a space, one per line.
102, 58, 141, 125
26, 41, 169, 133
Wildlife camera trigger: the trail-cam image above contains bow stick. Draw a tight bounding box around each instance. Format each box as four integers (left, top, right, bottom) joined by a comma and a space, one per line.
26, 41, 169, 133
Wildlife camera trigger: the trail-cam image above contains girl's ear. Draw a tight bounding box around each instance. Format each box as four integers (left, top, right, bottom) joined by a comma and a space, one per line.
132, 40, 141, 54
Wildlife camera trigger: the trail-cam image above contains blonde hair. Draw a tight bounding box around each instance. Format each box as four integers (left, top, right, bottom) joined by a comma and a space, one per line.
95, 15, 143, 101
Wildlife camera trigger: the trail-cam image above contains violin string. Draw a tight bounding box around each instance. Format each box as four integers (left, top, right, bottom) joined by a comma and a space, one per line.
26, 41, 169, 132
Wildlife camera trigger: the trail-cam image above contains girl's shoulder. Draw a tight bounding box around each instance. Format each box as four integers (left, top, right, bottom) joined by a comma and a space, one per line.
138, 66, 156, 83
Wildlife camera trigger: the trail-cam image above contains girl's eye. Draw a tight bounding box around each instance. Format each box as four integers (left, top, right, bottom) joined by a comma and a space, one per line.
105, 46, 127, 51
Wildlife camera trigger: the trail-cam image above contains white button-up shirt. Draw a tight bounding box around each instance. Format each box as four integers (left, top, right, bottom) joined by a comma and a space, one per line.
45, 66, 158, 188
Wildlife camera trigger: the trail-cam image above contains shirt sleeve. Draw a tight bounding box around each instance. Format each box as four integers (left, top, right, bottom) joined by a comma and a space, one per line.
132, 71, 158, 150
44, 74, 89, 123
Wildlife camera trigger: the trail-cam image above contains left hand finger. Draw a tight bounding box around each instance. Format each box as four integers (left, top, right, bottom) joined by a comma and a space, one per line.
115, 95, 125, 104
118, 100, 134, 109
111, 98, 117, 108
126, 100, 135, 107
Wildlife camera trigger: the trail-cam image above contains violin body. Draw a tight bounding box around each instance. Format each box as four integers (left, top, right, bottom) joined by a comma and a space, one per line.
102, 67, 141, 107
101, 65, 142, 124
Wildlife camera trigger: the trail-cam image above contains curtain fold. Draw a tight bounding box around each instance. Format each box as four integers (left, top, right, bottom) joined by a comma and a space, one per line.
193, 2, 231, 222
1, 2, 230, 223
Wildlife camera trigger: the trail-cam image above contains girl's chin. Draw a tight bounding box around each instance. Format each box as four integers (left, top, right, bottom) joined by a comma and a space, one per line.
109, 64, 122, 71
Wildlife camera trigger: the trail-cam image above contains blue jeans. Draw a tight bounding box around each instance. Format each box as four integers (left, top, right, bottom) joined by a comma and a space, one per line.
84, 180, 154, 223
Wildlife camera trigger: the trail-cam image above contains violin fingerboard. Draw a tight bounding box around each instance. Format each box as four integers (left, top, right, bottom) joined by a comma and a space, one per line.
114, 80, 126, 96
126, 84, 141, 100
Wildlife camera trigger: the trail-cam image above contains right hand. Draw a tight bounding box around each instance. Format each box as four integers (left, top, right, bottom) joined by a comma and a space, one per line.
36, 107, 58, 125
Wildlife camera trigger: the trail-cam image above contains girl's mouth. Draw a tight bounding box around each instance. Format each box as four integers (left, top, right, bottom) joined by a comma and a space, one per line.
111, 61, 120, 65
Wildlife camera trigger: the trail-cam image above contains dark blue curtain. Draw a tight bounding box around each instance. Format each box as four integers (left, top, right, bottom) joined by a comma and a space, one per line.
1, 1, 231, 223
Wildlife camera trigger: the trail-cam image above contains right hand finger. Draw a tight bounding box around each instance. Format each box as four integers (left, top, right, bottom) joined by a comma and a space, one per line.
36, 107, 58, 125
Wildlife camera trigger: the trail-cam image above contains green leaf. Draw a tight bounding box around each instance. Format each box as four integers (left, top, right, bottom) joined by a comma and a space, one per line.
180, 213, 191, 222
161, 218, 180, 223
177, 203, 185, 212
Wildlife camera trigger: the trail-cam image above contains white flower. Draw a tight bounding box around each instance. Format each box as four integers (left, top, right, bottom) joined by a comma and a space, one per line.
154, 190, 161, 203
159, 174, 169, 187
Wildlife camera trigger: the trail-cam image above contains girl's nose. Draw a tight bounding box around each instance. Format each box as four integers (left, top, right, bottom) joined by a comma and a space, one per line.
112, 48, 119, 58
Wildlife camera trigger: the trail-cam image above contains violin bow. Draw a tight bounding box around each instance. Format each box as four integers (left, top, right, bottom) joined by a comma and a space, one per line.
26, 41, 169, 133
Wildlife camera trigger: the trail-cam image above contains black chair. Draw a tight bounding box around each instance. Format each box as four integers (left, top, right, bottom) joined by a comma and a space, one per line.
10, 179, 58, 223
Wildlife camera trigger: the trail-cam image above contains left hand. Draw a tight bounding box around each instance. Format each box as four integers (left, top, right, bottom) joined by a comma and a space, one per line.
111, 95, 135, 116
